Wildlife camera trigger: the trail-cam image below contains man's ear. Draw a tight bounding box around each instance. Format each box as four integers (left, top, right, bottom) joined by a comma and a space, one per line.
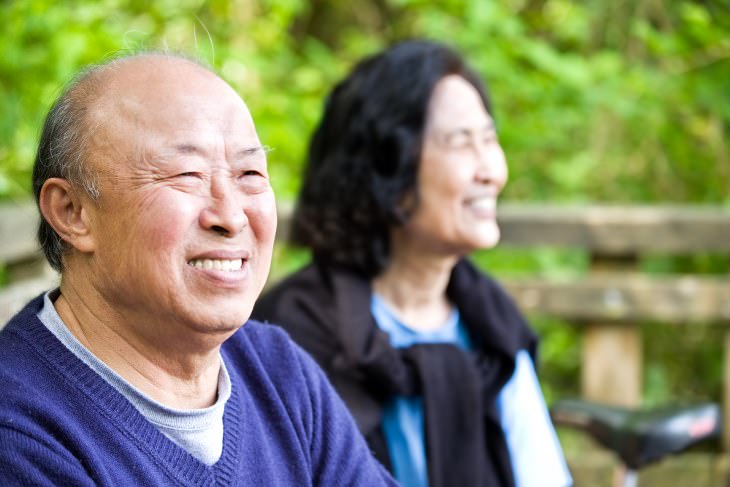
38, 178, 96, 253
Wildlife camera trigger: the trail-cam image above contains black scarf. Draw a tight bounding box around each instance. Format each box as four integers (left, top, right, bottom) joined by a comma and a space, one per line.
253, 258, 537, 487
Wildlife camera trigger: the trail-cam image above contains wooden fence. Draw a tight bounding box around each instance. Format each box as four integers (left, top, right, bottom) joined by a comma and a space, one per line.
2, 201, 730, 450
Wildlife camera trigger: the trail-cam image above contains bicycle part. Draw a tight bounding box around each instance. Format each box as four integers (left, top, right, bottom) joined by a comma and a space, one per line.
550, 399, 720, 470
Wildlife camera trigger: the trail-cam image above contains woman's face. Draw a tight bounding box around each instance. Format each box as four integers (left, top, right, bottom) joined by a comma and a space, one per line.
399, 74, 508, 257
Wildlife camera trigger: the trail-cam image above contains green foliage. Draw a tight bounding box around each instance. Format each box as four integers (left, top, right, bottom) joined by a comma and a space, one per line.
2, 0, 727, 418
2, 0, 728, 204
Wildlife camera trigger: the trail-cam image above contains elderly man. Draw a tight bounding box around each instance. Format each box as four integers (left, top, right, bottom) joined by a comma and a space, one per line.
0, 53, 396, 486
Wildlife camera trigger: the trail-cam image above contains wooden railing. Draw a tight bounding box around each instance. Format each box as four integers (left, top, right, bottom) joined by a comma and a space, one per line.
497, 206, 730, 409
0, 202, 58, 323
2, 201, 729, 447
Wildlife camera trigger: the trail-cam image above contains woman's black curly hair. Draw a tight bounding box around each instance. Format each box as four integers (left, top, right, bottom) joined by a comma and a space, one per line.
290, 39, 492, 278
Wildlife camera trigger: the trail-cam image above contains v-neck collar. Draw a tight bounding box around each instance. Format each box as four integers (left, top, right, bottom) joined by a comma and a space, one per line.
12, 296, 245, 486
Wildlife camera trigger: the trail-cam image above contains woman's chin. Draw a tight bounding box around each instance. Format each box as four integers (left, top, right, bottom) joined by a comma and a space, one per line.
467, 224, 501, 251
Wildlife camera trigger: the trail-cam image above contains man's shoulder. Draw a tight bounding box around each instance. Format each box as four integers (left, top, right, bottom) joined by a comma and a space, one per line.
0, 293, 45, 335
221, 320, 331, 433
0, 299, 83, 447
0, 294, 107, 421
0, 295, 49, 371
223, 320, 330, 395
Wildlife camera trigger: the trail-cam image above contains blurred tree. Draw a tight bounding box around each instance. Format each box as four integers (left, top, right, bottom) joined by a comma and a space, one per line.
1, 0, 727, 203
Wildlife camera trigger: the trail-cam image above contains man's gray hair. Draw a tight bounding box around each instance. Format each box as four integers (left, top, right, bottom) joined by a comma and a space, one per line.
33, 64, 104, 272
32, 52, 208, 272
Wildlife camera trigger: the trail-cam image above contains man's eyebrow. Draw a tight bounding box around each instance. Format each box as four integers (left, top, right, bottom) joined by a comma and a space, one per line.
172, 144, 203, 155
234, 145, 272, 158
472, 120, 496, 132
169, 144, 272, 157
484, 119, 496, 131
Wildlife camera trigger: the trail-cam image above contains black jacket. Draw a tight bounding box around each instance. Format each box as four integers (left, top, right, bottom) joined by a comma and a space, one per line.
253, 258, 538, 487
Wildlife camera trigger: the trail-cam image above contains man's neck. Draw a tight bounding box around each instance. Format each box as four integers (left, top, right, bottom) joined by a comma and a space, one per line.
55, 277, 221, 409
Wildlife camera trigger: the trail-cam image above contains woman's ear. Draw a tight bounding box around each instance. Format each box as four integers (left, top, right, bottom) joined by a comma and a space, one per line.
394, 190, 418, 221
38, 178, 96, 254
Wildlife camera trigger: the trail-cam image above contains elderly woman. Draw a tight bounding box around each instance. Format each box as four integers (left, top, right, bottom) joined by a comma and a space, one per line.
253, 40, 571, 487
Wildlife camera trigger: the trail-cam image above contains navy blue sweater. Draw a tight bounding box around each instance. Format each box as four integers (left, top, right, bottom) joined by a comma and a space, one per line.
0, 295, 397, 486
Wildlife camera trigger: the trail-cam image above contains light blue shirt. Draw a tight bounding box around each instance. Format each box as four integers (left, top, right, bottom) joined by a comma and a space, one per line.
371, 294, 572, 487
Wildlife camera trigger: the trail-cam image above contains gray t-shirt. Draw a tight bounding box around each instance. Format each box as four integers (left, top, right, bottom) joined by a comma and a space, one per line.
37, 290, 231, 465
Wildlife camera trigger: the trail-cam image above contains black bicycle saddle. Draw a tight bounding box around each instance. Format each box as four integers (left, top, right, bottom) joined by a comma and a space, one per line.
550, 399, 720, 469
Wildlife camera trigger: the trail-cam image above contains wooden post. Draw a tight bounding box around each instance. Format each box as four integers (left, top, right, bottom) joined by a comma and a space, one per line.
582, 255, 642, 407
583, 324, 642, 407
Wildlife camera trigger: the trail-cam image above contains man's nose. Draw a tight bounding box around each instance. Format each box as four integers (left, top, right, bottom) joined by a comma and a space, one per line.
199, 179, 248, 237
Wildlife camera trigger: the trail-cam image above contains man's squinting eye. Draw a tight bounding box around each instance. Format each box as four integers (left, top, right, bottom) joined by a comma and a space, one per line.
481, 130, 498, 144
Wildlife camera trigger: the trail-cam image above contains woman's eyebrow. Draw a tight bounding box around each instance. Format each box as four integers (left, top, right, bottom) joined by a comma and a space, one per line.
441, 119, 496, 134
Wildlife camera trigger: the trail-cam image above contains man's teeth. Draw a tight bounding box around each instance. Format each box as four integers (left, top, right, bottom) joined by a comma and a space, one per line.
466, 198, 496, 211
188, 259, 243, 271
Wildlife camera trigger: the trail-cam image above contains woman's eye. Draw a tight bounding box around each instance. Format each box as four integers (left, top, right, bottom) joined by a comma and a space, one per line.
446, 134, 471, 149
177, 172, 200, 178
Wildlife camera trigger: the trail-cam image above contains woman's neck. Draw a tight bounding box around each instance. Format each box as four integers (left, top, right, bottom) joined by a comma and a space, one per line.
372, 245, 458, 332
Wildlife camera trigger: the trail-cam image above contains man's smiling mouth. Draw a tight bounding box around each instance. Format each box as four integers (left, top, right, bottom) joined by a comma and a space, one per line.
187, 258, 244, 271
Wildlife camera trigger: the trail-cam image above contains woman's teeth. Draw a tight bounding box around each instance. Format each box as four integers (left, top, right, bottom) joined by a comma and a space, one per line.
466, 198, 496, 211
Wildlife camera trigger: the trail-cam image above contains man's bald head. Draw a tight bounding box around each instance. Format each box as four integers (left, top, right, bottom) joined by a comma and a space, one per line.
33, 53, 222, 272
36, 50, 275, 344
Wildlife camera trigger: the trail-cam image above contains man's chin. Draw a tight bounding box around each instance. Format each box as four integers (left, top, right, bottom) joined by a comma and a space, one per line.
205, 314, 250, 333
191, 291, 255, 318
181, 308, 250, 336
